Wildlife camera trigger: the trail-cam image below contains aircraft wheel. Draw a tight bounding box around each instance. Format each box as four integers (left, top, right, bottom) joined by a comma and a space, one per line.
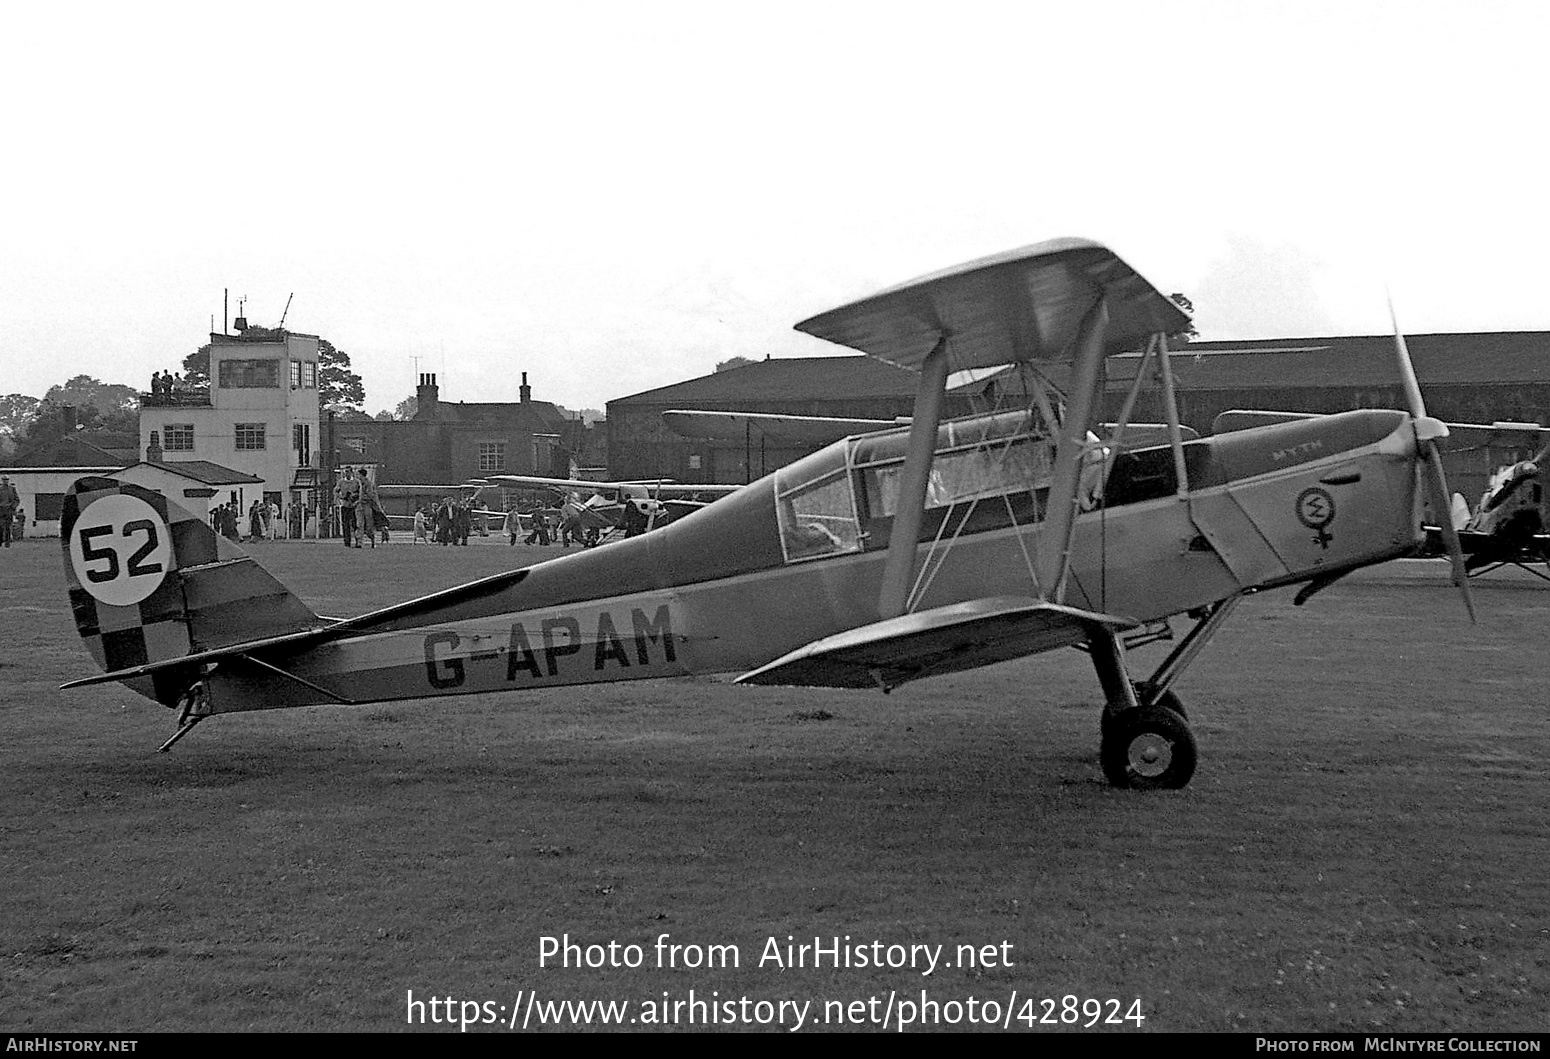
1100, 706, 1197, 790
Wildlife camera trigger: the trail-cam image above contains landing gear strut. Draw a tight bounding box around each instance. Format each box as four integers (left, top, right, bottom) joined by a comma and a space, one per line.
1088, 597, 1240, 789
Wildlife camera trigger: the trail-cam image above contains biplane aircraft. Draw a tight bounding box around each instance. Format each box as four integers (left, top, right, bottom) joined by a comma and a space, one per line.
1433, 442, 1549, 581
58, 238, 1476, 788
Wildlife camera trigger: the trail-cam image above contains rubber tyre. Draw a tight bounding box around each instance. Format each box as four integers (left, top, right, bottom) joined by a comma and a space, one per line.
1101, 683, 1187, 744
1137, 680, 1186, 719
1100, 705, 1197, 790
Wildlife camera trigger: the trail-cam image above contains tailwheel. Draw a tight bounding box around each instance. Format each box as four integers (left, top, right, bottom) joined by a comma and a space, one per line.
1100, 705, 1197, 790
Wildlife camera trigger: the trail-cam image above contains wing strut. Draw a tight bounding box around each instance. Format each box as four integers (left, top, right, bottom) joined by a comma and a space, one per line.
877, 336, 950, 619
1154, 334, 1191, 497
1035, 299, 1110, 602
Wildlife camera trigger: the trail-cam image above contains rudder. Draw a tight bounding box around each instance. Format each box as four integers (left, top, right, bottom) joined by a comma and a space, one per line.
61, 477, 319, 706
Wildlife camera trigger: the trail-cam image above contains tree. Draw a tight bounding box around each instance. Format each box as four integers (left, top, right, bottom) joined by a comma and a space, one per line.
319, 339, 366, 411
392, 395, 419, 420
0, 394, 42, 441
20, 400, 105, 448
715, 356, 755, 372
181, 344, 212, 389
29, 377, 140, 439
43, 375, 139, 415
555, 405, 604, 424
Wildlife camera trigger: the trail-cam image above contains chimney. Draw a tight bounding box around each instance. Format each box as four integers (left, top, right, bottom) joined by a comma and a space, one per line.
416, 372, 439, 415
147, 431, 163, 463
520, 371, 531, 405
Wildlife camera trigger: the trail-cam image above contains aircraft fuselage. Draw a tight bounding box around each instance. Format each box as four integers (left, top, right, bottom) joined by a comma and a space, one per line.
202, 409, 1424, 713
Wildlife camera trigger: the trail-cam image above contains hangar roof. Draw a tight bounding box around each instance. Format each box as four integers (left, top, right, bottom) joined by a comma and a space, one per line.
612, 332, 1549, 412
1113, 332, 1550, 390
612, 356, 922, 406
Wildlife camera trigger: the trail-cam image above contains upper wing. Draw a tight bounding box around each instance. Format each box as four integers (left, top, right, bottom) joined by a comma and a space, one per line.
489, 474, 625, 493
489, 473, 740, 498
734, 596, 1137, 692
631, 482, 743, 496
795, 239, 1189, 371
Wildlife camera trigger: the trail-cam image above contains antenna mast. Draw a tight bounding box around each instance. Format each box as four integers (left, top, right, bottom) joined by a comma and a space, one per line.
278, 292, 294, 329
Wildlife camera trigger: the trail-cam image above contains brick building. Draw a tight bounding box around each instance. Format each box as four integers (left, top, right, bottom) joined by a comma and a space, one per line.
329, 373, 580, 513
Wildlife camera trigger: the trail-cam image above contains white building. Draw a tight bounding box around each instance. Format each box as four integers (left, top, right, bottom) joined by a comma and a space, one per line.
115, 459, 264, 526
139, 327, 322, 506
0, 431, 138, 537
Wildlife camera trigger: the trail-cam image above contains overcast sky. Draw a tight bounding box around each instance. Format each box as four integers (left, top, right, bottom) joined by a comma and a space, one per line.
4, 1, 1548, 415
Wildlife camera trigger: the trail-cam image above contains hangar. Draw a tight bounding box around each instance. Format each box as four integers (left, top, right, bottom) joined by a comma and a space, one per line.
607, 332, 1549, 498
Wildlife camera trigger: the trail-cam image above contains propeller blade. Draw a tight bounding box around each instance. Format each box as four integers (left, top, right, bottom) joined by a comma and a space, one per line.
1421, 441, 1477, 623
1388, 295, 1429, 421
1390, 296, 1475, 622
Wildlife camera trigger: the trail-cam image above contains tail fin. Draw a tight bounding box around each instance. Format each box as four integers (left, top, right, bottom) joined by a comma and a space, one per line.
61, 477, 318, 706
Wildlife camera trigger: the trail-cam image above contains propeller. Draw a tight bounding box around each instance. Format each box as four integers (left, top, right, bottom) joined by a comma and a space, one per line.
1389, 298, 1477, 623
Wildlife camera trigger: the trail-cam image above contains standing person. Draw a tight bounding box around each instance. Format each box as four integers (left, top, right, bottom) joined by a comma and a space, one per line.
454, 500, 471, 546
0, 475, 18, 547
558, 498, 583, 547
434, 497, 454, 545
621, 499, 649, 538
413, 506, 429, 544
523, 508, 551, 546
357, 472, 382, 549
504, 505, 522, 545
247, 500, 262, 541
267, 499, 280, 540
334, 468, 361, 547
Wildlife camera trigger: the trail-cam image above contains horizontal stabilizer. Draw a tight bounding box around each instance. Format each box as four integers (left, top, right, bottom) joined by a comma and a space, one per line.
734, 596, 1138, 691
60, 565, 537, 691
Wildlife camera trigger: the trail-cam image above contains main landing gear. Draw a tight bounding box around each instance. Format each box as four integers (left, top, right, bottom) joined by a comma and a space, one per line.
1089, 597, 1240, 790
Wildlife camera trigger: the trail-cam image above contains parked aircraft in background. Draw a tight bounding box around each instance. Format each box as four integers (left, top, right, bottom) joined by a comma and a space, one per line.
58, 238, 1475, 790
489, 475, 740, 540
1432, 442, 1548, 580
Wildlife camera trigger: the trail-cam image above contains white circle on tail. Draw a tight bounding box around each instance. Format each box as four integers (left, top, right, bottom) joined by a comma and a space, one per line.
68, 493, 174, 607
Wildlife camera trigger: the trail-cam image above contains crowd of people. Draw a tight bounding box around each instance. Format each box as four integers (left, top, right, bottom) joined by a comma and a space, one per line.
209, 498, 289, 542
0, 471, 653, 552
409, 496, 494, 546
333, 467, 390, 548
147, 371, 199, 404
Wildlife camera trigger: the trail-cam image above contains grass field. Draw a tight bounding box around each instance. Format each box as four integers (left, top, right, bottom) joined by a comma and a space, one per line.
2, 536, 1546, 1033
